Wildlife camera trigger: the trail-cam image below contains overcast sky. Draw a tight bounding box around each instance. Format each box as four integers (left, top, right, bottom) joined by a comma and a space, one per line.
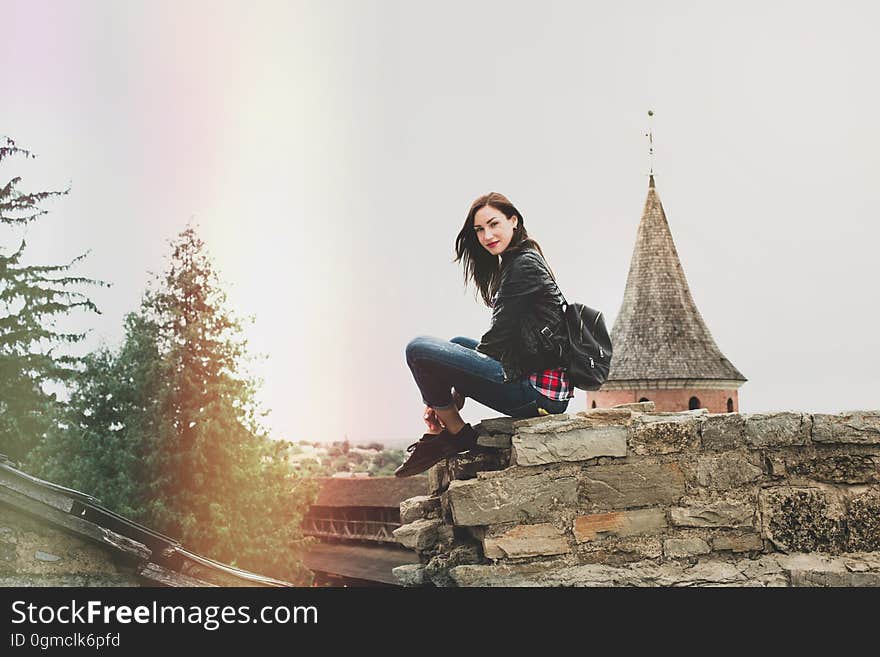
3, 0, 878, 446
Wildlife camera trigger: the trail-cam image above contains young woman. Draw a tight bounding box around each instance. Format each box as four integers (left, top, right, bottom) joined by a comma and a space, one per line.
396, 192, 572, 477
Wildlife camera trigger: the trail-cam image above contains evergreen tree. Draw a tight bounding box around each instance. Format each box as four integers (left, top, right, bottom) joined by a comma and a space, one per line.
30, 311, 163, 519
144, 226, 316, 581
35, 225, 316, 582
0, 137, 103, 462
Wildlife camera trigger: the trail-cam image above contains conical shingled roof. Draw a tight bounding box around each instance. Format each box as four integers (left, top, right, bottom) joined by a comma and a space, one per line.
608, 176, 746, 383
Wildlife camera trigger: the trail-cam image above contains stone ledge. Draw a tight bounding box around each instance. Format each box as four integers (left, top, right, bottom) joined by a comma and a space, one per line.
744, 412, 812, 448
448, 552, 880, 587
513, 425, 627, 466
812, 411, 880, 445
700, 413, 746, 450
629, 413, 701, 456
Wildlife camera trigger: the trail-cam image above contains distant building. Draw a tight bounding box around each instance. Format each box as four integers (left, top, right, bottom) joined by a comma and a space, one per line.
287, 443, 327, 467
302, 477, 428, 586
589, 175, 747, 413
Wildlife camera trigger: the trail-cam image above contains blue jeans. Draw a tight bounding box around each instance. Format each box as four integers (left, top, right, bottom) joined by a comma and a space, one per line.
405, 335, 570, 419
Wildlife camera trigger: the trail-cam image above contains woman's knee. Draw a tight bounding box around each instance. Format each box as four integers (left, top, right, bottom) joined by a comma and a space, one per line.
406, 335, 440, 365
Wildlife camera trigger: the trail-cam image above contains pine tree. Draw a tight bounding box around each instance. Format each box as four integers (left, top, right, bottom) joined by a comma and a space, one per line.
142, 226, 316, 582
0, 137, 103, 462
35, 225, 317, 582
29, 311, 163, 519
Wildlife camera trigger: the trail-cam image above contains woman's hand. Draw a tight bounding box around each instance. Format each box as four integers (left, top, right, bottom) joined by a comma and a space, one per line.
423, 406, 444, 434
423, 392, 464, 434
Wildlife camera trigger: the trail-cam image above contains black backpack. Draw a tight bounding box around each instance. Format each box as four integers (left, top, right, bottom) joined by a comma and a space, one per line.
533, 251, 612, 390
557, 295, 613, 391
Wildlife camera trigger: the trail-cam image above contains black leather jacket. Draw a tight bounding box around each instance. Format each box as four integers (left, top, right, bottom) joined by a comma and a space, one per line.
476, 246, 567, 382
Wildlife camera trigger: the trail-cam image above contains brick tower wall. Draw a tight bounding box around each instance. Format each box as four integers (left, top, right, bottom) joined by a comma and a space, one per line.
587, 388, 739, 413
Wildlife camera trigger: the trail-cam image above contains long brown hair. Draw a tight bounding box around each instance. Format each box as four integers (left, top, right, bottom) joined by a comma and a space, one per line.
454, 192, 547, 306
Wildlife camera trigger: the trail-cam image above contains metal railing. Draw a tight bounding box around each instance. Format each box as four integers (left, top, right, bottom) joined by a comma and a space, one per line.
303, 517, 401, 543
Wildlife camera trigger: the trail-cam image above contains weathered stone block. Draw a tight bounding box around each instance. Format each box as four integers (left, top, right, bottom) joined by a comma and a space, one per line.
400, 495, 441, 524
642, 409, 708, 418
575, 408, 635, 425
701, 413, 746, 451
812, 411, 880, 445
790, 570, 880, 587
609, 536, 664, 561
483, 523, 570, 559
846, 488, 880, 551
694, 450, 763, 489
513, 425, 627, 466
759, 486, 845, 553
579, 462, 686, 510
392, 564, 427, 587
629, 414, 701, 455
427, 461, 450, 496
392, 518, 454, 552
425, 544, 483, 587
669, 498, 755, 528
449, 556, 791, 587
576, 535, 664, 564
664, 537, 711, 558
765, 453, 787, 478
784, 450, 880, 485
744, 412, 811, 448
612, 401, 655, 413
573, 508, 667, 542
446, 551, 880, 587
779, 554, 880, 587
477, 432, 512, 449
479, 417, 518, 435
512, 414, 572, 431
447, 471, 578, 526
710, 531, 764, 553
447, 449, 510, 481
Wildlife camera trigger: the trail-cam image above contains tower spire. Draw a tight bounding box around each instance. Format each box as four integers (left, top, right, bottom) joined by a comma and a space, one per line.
606, 177, 746, 384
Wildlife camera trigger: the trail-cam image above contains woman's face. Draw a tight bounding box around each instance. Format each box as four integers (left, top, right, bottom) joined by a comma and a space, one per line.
473, 204, 518, 255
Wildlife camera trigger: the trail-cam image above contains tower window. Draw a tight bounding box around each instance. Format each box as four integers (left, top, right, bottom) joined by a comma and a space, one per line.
638, 397, 649, 403
689, 396, 700, 410
591, 401, 597, 408
727, 398, 734, 413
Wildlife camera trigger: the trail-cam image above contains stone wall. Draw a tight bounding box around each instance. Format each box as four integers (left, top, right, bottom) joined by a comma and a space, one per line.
0, 505, 142, 587
392, 404, 880, 587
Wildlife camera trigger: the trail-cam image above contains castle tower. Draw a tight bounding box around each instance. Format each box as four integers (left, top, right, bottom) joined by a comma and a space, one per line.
587, 175, 746, 413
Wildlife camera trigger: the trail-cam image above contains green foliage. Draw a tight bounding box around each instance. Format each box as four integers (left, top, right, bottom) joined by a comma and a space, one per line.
0, 137, 104, 462
286, 440, 405, 477
29, 313, 163, 519
32, 226, 317, 583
